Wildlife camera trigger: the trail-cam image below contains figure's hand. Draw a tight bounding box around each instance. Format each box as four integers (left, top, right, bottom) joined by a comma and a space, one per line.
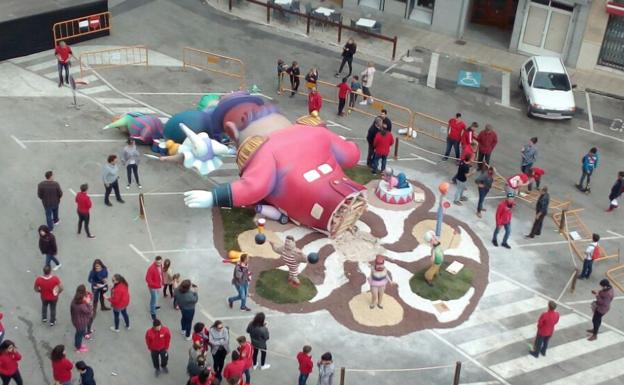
184, 190, 214, 208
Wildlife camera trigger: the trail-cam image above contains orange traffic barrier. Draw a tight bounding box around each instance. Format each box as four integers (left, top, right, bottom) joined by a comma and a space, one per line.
79, 45, 149, 76
182, 47, 246, 90
52, 11, 111, 47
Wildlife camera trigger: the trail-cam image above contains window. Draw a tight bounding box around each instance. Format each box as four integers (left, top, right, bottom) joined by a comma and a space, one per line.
524, 60, 535, 73
528, 67, 536, 85
533, 72, 571, 91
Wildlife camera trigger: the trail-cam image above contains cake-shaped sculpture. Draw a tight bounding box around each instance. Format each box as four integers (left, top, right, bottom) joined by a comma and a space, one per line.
374, 168, 414, 205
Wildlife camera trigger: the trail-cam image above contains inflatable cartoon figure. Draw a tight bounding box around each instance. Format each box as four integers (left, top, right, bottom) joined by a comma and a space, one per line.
269, 236, 306, 287
183, 92, 367, 237
103, 112, 164, 145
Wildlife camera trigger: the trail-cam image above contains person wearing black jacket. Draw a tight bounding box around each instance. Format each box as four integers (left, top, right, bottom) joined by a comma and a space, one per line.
37, 171, 63, 231
366, 117, 382, 167
287, 61, 300, 97
526, 187, 549, 238
606, 171, 624, 212
75, 361, 96, 385
335, 38, 357, 77
38, 225, 61, 269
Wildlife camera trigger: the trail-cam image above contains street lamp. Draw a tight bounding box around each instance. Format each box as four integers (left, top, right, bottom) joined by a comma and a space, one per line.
436, 182, 451, 238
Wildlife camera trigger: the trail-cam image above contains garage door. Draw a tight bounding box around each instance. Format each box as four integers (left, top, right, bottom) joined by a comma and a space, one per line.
599, 15, 624, 70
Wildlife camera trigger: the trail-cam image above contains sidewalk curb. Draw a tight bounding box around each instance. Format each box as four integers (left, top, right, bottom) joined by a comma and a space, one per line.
585, 88, 624, 101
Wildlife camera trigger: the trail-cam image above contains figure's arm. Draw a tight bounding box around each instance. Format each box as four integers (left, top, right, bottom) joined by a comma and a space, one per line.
327, 130, 360, 168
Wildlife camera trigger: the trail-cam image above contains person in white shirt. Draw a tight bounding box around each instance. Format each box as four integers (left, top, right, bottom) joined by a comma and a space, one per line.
579, 233, 600, 280
359, 62, 376, 105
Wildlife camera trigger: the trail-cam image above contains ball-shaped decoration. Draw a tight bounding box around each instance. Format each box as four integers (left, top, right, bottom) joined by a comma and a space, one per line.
442, 200, 451, 209
439, 182, 450, 195
311, 111, 319, 118
423, 230, 436, 243
254, 233, 266, 245
307, 252, 320, 264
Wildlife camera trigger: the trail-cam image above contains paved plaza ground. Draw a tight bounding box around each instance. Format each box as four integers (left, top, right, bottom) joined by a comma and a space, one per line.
1, 1, 624, 384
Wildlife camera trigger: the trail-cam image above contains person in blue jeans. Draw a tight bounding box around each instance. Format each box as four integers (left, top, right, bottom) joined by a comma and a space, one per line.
38, 225, 61, 269
579, 233, 600, 279
173, 280, 198, 340
475, 167, 494, 218
492, 193, 515, 249
228, 254, 251, 311
37, 171, 63, 231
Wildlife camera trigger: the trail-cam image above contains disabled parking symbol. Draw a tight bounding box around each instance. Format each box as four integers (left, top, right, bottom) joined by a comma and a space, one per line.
457, 70, 481, 88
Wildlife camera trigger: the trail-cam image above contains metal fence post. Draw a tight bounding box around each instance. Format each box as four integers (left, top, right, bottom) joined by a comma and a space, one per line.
339, 367, 346, 385
229, 0, 232, 11
266, 3, 270, 24
338, 21, 342, 43
306, 13, 311, 35
453, 361, 462, 385
392, 36, 398, 61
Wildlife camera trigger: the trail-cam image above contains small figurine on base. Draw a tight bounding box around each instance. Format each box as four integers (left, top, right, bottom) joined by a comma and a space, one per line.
270, 236, 307, 287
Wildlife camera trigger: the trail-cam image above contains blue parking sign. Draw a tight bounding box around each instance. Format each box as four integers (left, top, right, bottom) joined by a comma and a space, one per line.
457, 70, 481, 88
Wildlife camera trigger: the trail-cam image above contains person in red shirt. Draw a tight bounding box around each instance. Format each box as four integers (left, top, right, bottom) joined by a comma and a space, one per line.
492, 193, 515, 249
307, 87, 323, 114
34, 265, 63, 326
336, 77, 351, 116
106, 274, 130, 332
236, 336, 253, 385
54, 41, 75, 87
460, 122, 477, 160
223, 351, 246, 384
50, 344, 73, 385
297, 345, 313, 385
443, 112, 465, 161
371, 128, 394, 174
75, 183, 95, 238
0, 340, 22, 385
528, 166, 545, 191
145, 319, 171, 377
145, 256, 164, 320
530, 301, 559, 357
190, 368, 217, 385
475, 124, 498, 170
506, 172, 532, 197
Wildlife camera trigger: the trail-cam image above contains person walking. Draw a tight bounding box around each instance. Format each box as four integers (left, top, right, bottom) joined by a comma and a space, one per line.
102, 155, 124, 206
308, 87, 323, 115
37, 170, 63, 231
75, 183, 95, 238
359, 62, 375, 105
107, 274, 130, 332
70, 285, 93, 353
579, 233, 601, 280
576, 147, 599, 193
475, 124, 498, 169
443, 113, 465, 161
526, 187, 549, 238
162, 258, 175, 299
247, 312, 270, 370
520, 137, 538, 173
297, 345, 313, 385
368, 255, 394, 309
208, 320, 230, 382
227, 254, 251, 312
336, 77, 351, 116
55, 41, 76, 87
366, 117, 382, 167
236, 336, 253, 385
145, 255, 164, 320
335, 38, 356, 78
0, 341, 22, 385
316, 352, 335, 385
588, 279, 614, 341
453, 154, 475, 205
122, 138, 142, 189
475, 166, 494, 218
492, 193, 515, 249
38, 225, 61, 269
371, 128, 394, 175
34, 265, 63, 326
145, 319, 171, 377
304, 67, 319, 90
287, 61, 300, 97
348, 75, 361, 109
174, 280, 199, 340
529, 301, 559, 357
50, 345, 73, 385
75, 361, 96, 385
606, 171, 624, 212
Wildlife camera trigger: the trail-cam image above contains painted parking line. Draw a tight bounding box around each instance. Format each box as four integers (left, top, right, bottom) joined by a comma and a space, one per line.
577, 126, 624, 143
10, 135, 26, 149
326, 120, 352, 131
427, 53, 439, 89
585, 91, 594, 132
129, 243, 150, 262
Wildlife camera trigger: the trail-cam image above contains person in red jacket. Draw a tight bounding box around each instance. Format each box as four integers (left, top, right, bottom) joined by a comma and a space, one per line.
145, 319, 171, 377
528, 166, 545, 191
75, 183, 95, 238
460, 122, 477, 160
492, 193, 515, 249
297, 345, 313, 385
443, 112, 465, 161
475, 124, 498, 170
530, 301, 559, 357
107, 274, 130, 332
307, 87, 323, 114
371, 128, 394, 174
190, 368, 217, 385
0, 340, 22, 385
336, 77, 351, 116
236, 336, 253, 385
223, 351, 246, 384
50, 345, 73, 385
145, 256, 164, 320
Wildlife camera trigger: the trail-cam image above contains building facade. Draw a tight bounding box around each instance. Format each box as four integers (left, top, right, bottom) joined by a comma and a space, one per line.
577, 0, 624, 71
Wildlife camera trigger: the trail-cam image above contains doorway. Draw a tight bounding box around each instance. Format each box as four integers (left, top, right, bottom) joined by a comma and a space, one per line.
408, 0, 435, 24
465, 0, 519, 49
518, 0, 574, 57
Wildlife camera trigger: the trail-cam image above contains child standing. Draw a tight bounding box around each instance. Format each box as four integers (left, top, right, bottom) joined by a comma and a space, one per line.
287, 61, 300, 97
276, 59, 288, 94
297, 345, 313, 385
316, 352, 334, 385
162, 259, 174, 299
336, 77, 351, 116
577, 147, 599, 193
579, 233, 600, 280
308, 87, 323, 115
348, 75, 361, 110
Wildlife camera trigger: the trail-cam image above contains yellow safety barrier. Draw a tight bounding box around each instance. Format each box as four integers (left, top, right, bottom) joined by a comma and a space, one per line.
182, 47, 246, 90
53, 12, 112, 47
411, 111, 448, 142
607, 264, 624, 293
79, 45, 149, 76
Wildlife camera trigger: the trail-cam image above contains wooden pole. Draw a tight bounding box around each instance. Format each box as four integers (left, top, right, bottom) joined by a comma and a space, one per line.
392, 36, 398, 61
306, 13, 311, 35
571, 268, 579, 293
339, 367, 346, 385
393, 137, 399, 161
453, 361, 461, 385
139, 193, 145, 220
558, 209, 567, 234
266, 3, 270, 24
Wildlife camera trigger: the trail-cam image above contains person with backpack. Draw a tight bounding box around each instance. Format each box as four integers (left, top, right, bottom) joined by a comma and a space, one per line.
0, 340, 22, 385
578, 233, 600, 280
606, 171, 624, 212
576, 147, 599, 193
38, 225, 61, 269
588, 279, 614, 341
34, 265, 63, 326
227, 254, 251, 312
246, 312, 270, 370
